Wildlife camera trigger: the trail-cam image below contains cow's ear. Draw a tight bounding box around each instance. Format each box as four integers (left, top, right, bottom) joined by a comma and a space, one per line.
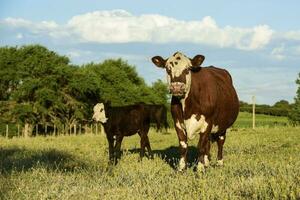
190, 55, 205, 70
151, 56, 166, 68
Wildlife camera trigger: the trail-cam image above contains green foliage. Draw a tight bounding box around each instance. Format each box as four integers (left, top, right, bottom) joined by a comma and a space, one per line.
0, 45, 168, 135
239, 100, 291, 117
289, 72, 300, 125
151, 79, 170, 105
0, 127, 299, 199
82, 59, 167, 106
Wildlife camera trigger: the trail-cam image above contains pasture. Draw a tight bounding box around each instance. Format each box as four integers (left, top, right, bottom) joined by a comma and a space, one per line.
0, 114, 299, 199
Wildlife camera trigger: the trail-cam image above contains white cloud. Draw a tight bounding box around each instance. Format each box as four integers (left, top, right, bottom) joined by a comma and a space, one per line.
1, 10, 276, 50
291, 45, 300, 56
284, 30, 300, 41
67, 10, 274, 50
16, 33, 23, 39
271, 45, 285, 60
2, 17, 71, 38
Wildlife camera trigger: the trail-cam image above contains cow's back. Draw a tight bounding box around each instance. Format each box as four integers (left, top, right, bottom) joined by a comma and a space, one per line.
186, 66, 239, 132
106, 104, 148, 136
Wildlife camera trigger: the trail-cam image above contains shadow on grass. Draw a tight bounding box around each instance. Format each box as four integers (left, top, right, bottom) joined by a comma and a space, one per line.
128, 146, 198, 169
0, 147, 88, 174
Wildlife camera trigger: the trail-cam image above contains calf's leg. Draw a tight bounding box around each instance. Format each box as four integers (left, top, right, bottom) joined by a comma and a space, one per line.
114, 135, 123, 165
107, 137, 115, 165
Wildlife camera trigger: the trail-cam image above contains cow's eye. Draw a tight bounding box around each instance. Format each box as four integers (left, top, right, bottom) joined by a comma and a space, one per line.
100, 108, 103, 112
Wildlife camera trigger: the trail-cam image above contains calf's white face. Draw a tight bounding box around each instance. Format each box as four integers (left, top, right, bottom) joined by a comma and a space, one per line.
92, 103, 108, 123
152, 52, 205, 98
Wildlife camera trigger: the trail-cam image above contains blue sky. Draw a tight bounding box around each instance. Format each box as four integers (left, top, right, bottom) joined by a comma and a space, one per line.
1, 0, 300, 104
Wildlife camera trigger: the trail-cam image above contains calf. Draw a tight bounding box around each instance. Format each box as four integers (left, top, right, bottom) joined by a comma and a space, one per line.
93, 103, 152, 164
152, 52, 239, 172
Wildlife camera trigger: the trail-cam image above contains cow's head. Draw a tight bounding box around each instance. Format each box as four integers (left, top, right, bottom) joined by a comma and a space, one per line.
92, 103, 108, 123
151, 52, 205, 98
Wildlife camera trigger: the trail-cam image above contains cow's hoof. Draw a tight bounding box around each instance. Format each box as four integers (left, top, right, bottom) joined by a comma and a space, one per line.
196, 162, 206, 173
216, 159, 224, 166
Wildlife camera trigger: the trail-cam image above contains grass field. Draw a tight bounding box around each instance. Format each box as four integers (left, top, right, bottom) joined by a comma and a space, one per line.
1, 123, 299, 199
233, 112, 289, 128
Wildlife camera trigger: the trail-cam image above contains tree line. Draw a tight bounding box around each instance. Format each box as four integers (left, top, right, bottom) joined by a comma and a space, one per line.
0, 45, 169, 137
239, 100, 292, 117
1, 44, 300, 137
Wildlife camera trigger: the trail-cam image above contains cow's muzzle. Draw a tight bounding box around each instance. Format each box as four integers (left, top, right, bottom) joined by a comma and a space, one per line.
170, 82, 186, 97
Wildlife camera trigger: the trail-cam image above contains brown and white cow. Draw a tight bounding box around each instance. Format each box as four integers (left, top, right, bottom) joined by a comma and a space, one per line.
151, 52, 239, 172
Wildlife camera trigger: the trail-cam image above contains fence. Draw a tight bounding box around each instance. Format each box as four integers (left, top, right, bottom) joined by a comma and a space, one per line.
0, 123, 104, 139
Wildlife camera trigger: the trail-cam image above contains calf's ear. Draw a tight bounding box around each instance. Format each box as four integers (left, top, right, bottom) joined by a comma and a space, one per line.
190, 55, 205, 70
151, 56, 166, 68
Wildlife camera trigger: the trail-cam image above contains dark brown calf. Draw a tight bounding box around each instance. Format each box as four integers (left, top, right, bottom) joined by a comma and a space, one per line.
145, 104, 169, 133
152, 52, 239, 172
93, 103, 152, 164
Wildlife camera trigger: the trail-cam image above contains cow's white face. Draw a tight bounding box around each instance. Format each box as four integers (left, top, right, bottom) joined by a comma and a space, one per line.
92, 103, 108, 123
152, 52, 205, 98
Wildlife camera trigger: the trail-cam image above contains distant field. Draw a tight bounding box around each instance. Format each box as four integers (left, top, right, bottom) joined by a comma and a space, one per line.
1, 126, 299, 199
0, 112, 290, 137
233, 112, 289, 128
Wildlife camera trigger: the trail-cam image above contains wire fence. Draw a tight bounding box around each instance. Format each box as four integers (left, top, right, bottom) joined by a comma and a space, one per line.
0, 123, 104, 139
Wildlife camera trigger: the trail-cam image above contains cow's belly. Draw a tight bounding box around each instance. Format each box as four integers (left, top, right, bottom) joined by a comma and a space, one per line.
184, 114, 208, 140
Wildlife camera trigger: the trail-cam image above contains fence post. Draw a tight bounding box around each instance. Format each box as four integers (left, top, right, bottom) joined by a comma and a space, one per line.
85, 124, 87, 134
45, 124, 47, 135
6, 124, 8, 139
53, 125, 56, 136
17, 124, 20, 137
74, 124, 77, 135
79, 124, 81, 135
90, 124, 93, 134
36, 124, 38, 136
95, 123, 98, 135
252, 95, 256, 129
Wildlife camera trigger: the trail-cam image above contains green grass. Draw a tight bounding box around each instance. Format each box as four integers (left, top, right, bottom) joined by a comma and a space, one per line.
234, 112, 289, 128
1, 126, 299, 199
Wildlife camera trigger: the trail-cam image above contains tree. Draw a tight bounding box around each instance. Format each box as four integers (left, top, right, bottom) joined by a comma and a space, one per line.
0, 46, 22, 100
288, 73, 300, 125
83, 59, 164, 106
151, 79, 169, 105
0, 45, 102, 136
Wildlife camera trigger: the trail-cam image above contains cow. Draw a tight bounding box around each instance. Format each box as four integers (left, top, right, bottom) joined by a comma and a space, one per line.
151, 52, 239, 172
145, 104, 169, 133
93, 103, 152, 164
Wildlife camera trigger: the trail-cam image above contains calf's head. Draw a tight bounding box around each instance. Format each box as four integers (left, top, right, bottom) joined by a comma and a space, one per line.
92, 103, 108, 123
151, 52, 205, 98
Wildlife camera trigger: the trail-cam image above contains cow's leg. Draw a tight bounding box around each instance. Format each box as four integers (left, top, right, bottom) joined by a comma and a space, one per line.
145, 135, 153, 159
171, 98, 187, 171
216, 133, 226, 166
197, 124, 212, 172
144, 123, 153, 158
114, 135, 123, 165
175, 121, 188, 171
107, 137, 115, 165
156, 120, 161, 133
139, 133, 147, 159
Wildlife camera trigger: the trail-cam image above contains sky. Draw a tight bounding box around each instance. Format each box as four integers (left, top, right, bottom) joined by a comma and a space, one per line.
1, 0, 300, 105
